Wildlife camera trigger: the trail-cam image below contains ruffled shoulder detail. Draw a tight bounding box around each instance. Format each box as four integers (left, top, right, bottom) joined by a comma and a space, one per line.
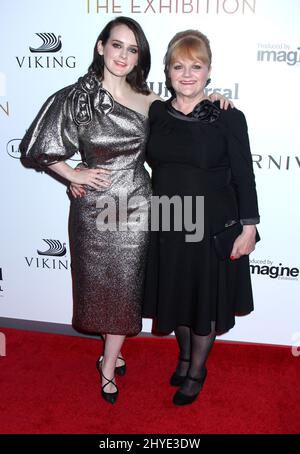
20, 72, 115, 166
189, 99, 221, 123
71, 72, 114, 126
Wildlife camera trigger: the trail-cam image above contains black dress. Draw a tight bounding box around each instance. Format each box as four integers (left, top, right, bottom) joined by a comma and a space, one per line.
142, 99, 260, 335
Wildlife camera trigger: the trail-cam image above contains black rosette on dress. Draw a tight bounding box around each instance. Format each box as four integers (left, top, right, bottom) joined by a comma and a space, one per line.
188, 99, 221, 123
167, 98, 220, 124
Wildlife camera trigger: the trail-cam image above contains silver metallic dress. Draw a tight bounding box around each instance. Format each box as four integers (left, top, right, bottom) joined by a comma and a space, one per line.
20, 72, 151, 335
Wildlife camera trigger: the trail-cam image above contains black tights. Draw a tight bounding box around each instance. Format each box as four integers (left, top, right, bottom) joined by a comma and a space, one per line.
174, 322, 216, 395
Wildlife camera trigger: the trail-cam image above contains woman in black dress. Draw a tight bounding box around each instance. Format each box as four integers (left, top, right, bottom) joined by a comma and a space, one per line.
143, 30, 260, 405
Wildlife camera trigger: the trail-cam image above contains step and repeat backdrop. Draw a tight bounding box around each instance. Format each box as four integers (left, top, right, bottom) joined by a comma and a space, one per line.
0, 0, 299, 345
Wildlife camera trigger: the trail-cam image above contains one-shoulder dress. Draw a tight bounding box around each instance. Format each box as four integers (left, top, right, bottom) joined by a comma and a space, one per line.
20, 72, 151, 335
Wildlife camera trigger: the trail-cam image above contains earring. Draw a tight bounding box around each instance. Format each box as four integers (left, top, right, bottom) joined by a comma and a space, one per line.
205, 78, 211, 87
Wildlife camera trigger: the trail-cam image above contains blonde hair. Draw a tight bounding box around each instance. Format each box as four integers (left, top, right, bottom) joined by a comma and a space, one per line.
164, 30, 212, 93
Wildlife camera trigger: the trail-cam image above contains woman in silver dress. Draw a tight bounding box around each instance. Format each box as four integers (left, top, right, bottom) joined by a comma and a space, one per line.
20, 17, 159, 404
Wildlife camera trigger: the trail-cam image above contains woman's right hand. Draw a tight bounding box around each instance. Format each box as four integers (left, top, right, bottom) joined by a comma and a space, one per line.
230, 225, 257, 260
49, 162, 111, 197
71, 167, 111, 191
70, 168, 86, 198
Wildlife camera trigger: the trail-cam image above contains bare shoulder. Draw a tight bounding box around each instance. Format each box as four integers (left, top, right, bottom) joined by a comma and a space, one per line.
130, 90, 163, 117
148, 91, 163, 104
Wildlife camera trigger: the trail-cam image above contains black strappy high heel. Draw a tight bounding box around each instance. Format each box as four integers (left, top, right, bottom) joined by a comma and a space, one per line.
97, 359, 119, 404
170, 357, 190, 386
115, 356, 126, 376
172, 368, 207, 406
96, 355, 126, 377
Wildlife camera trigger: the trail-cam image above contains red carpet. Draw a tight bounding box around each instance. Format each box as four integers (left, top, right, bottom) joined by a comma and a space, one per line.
0, 327, 299, 434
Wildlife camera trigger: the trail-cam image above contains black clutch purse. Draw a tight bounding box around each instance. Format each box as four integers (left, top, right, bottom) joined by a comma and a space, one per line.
213, 221, 260, 260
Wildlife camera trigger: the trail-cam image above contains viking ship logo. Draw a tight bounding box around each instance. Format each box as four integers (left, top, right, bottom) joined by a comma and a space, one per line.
37, 239, 67, 257
29, 33, 62, 53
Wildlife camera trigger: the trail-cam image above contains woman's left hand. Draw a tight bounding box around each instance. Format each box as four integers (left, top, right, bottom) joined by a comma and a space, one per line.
230, 225, 257, 260
70, 182, 86, 198
208, 92, 234, 109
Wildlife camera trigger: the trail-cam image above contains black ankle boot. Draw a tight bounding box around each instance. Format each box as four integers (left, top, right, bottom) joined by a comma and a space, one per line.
173, 368, 207, 406
170, 357, 190, 386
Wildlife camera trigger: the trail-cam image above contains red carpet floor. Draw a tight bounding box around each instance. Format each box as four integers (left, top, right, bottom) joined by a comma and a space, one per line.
0, 327, 299, 434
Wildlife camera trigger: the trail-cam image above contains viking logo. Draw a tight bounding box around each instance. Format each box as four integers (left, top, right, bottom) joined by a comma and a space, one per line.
29, 33, 62, 53
37, 239, 67, 257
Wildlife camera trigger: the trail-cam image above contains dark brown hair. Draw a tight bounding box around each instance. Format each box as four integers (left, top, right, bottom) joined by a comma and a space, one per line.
89, 16, 151, 95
